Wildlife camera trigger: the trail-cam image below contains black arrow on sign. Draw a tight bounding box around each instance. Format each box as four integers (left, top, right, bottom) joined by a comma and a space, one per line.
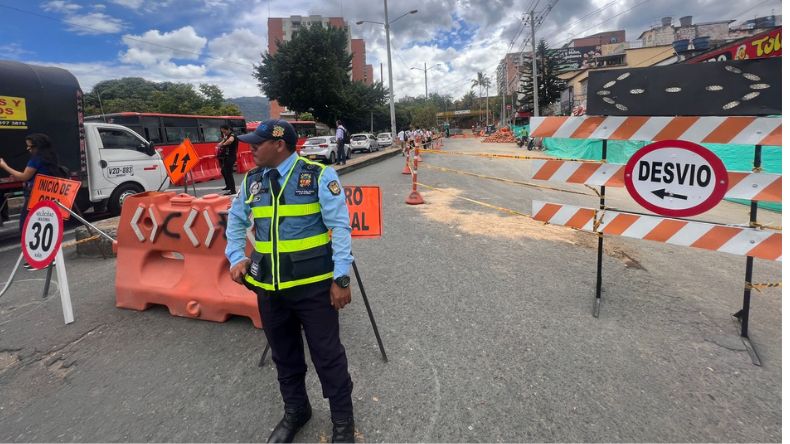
169, 153, 180, 173
652, 188, 688, 200
180, 153, 191, 174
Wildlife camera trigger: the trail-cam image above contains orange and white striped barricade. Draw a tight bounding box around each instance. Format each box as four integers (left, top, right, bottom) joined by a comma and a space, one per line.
527, 159, 782, 203
532, 201, 781, 261
114, 191, 261, 328
529, 115, 781, 364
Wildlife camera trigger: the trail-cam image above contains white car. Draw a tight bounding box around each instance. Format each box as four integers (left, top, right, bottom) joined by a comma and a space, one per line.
300, 136, 348, 164
350, 133, 380, 153
376, 132, 393, 146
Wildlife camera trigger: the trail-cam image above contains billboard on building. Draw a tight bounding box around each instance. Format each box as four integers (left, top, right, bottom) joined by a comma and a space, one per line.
685, 27, 781, 63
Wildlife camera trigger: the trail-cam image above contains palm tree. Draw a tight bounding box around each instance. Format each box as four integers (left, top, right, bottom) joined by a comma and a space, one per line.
482, 76, 492, 125
471, 71, 490, 127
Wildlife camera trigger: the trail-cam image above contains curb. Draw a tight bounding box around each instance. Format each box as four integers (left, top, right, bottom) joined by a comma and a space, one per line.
335, 147, 401, 177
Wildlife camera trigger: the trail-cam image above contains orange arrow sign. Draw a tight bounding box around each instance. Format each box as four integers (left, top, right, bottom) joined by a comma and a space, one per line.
162, 138, 200, 185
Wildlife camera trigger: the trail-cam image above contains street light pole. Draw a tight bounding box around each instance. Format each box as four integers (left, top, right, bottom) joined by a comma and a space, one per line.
383, 0, 397, 138
358, 6, 417, 137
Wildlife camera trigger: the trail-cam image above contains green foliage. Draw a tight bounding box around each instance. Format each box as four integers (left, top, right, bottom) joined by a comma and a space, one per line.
84, 78, 239, 116
519, 39, 566, 113
298, 112, 315, 121
253, 23, 387, 133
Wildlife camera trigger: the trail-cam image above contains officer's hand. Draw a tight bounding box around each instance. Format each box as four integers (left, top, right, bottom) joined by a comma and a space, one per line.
230, 258, 251, 284
330, 282, 351, 310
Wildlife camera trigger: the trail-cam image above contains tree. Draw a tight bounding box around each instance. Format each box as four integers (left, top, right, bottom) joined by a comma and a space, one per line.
518, 39, 565, 114
253, 23, 386, 132
84, 78, 240, 116
471, 72, 490, 125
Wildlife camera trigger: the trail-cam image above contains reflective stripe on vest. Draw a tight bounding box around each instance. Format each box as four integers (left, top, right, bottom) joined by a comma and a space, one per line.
244, 157, 333, 291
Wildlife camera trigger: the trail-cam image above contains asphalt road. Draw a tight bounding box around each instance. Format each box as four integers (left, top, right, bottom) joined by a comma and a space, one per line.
0, 138, 781, 442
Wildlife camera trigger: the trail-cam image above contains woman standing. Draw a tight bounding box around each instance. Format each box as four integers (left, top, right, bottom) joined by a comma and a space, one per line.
0, 133, 58, 232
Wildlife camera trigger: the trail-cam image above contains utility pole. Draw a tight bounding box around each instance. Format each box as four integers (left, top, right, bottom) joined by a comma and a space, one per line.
380, 63, 384, 83
423, 62, 428, 98
530, 10, 539, 117
383, 0, 397, 138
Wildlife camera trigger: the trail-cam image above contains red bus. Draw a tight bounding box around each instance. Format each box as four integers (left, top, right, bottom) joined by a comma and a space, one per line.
246, 120, 331, 153
85, 112, 256, 183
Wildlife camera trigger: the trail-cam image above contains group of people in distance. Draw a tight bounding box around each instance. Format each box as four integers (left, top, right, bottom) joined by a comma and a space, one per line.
397, 127, 437, 156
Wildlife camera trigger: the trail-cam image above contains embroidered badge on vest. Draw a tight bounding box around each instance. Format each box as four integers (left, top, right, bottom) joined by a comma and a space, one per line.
327, 180, 342, 196
295, 172, 317, 196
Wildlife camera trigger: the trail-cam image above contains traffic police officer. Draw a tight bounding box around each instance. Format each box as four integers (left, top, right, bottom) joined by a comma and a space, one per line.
226, 120, 355, 443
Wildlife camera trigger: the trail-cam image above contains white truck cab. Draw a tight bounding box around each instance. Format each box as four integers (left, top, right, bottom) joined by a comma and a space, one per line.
83, 122, 169, 214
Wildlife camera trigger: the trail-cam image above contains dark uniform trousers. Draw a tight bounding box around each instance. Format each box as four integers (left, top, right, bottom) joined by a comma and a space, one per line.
221, 149, 237, 191
256, 279, 354, 420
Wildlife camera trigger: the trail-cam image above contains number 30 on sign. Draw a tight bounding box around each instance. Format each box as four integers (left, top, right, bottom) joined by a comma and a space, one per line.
22, 200, 64, 269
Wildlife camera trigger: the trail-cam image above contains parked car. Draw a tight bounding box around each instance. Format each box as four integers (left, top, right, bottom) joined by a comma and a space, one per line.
300, 136, 348, 164
350, 133, 380, 153
376, 132, 393, 146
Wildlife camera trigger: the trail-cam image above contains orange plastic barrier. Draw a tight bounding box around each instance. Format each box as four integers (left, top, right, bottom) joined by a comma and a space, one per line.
236, 150, 257, 173
115, 191, 262, 328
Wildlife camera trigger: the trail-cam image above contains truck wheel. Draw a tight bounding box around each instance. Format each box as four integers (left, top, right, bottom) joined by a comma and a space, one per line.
108, 183, 143, 216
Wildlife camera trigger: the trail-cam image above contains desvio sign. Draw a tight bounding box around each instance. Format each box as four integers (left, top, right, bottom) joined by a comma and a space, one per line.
624, 140, 728, 218
344, 186, 382, 238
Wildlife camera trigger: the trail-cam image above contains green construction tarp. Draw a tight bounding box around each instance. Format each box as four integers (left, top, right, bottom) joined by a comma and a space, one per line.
543, 138, 782, 212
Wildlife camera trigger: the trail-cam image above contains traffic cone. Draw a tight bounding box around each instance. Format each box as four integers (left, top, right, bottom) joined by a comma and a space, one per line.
405, 156, 424, 205
401, 149, 411, 174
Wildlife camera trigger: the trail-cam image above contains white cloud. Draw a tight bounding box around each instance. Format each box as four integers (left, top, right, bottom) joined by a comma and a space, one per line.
0, 43, 34, 58
42, 0, 81, 13
64, 12, 127, 35
92, 4, 106, 10
120, 26, 208, 65
109, 0, 144, 8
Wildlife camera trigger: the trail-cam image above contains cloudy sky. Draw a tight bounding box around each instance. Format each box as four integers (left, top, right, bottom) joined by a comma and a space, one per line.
0, 0, 782, 100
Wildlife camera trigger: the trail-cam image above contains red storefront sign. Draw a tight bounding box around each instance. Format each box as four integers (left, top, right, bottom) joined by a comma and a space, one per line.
686, 27, 781, 63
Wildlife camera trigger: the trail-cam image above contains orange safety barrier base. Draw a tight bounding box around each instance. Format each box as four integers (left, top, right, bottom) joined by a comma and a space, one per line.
115, 191, 262, 328
171, 156, 223, 186
236, 150, 257, 173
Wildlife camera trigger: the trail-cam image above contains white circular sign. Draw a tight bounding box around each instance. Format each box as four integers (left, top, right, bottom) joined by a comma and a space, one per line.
22, 201, 64, 269
624, 140, 728, 217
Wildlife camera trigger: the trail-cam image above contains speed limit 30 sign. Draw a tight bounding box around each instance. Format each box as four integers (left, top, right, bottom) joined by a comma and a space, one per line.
22, 200, 64, 269
624, 140, 729, 218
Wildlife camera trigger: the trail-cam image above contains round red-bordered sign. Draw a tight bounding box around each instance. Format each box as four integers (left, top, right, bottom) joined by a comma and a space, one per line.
624, 140, 728, 218
21, 200, 64, 270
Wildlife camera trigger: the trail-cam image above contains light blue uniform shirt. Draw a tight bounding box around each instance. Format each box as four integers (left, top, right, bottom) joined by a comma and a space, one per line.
225, 152, 354, 279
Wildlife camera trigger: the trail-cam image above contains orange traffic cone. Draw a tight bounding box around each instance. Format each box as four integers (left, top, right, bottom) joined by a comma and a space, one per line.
401, 149, 411, 175
405, 156, 424, 205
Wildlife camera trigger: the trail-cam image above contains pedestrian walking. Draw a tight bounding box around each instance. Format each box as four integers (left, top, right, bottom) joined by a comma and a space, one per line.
335, 120, 348, 165
216, 124, 238, 195
228, 120, 356, 443
397, 129, 406, 156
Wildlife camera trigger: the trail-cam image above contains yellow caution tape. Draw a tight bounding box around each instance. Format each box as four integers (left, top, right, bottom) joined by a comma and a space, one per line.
420, 163, 597, 197
749, 221, 782, 231
745, 281, 782, 293
420, 148, 601, 164
61, 234, 102, 249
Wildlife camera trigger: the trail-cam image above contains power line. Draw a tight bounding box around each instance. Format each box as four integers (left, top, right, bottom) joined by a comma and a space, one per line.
561, 0, 620, 36
546, 0, 651, 48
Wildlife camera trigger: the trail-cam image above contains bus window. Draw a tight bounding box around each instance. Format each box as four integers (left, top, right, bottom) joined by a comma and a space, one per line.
163, 117, 201, 143
142, 116, 163, 144
199, 118, 223, 142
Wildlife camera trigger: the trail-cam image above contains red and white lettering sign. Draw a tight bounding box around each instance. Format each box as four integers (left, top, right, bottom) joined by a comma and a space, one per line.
624, 140, 729, 217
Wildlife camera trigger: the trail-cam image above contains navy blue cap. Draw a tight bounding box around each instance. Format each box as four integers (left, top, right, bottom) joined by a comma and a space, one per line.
238, 119, 298, 146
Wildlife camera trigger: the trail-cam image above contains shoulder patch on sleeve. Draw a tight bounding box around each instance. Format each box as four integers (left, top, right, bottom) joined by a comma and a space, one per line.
327, 180, 342, 196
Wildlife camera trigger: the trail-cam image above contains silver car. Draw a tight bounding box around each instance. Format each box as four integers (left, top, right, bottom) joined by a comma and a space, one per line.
376, 132, 393, 146
350, 133, 380, 153
300, 136, 348, 164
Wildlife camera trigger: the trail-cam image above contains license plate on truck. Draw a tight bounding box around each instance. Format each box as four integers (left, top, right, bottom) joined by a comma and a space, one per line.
108, 165, 134, 177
